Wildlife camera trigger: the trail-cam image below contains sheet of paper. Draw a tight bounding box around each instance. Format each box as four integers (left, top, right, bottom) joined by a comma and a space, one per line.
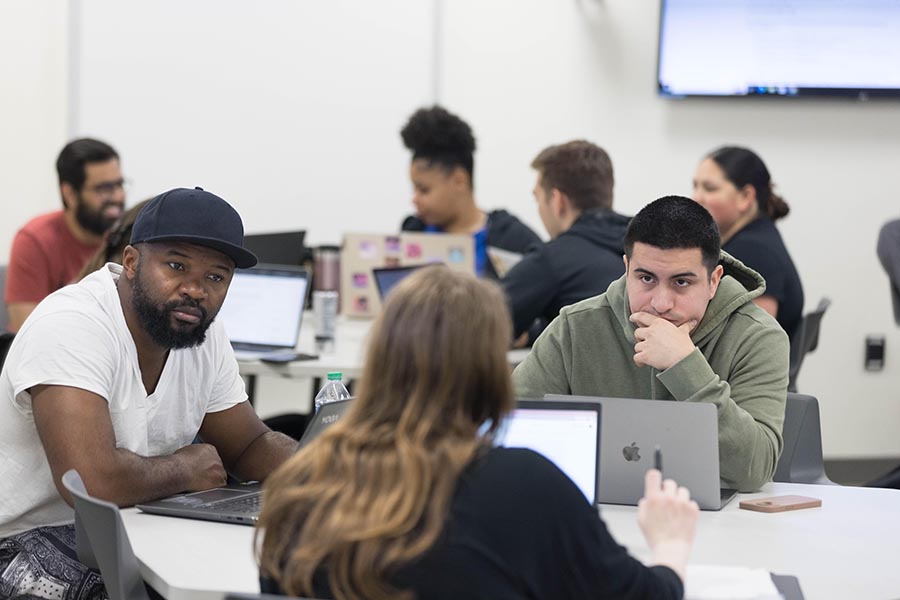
685, 564, 783, 600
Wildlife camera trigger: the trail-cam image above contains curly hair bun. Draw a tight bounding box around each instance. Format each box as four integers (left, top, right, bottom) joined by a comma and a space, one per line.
401, 105, 476, 158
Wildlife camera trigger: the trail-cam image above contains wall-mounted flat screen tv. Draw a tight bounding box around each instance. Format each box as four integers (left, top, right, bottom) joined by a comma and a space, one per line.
657, 0, 900, 99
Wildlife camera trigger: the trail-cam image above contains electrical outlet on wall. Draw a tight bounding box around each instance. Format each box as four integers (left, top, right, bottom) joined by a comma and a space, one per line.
865, 335, 885, 371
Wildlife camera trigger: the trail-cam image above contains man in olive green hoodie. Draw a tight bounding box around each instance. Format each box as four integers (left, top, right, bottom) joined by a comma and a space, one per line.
513, 196, 789, 492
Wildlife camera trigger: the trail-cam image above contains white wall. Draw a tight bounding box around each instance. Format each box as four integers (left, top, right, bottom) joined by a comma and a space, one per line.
0, 0, 69, 264
72, 0, 436, 246
4, 0, 900, 458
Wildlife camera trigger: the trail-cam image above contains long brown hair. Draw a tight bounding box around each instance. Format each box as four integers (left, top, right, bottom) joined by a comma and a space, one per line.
256, 266, 514, 600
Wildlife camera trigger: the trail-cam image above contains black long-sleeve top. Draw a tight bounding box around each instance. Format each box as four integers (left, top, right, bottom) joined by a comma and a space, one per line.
501, 209, 630, 337
724, 216, 804, 342
260, 447, 682, 599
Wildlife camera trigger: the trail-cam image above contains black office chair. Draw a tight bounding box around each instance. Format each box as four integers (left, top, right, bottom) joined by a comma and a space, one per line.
774, 393, 835, 485
866, 464, 900, 489
0, 332, 14, 370
788, 297, 831, 393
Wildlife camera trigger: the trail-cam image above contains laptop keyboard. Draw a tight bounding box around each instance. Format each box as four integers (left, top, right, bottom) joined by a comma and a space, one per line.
209, 493, 261, 514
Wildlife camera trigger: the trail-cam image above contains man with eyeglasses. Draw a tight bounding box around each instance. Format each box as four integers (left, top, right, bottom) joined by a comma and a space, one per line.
4, 138, 126, 332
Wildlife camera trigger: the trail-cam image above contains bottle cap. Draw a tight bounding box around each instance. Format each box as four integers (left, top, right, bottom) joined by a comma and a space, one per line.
327, 372, 342, 380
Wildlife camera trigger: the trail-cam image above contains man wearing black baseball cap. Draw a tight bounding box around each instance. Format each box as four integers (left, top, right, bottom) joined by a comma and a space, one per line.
0, 187, 298, 597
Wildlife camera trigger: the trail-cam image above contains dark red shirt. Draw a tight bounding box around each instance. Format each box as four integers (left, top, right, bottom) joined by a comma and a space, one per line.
4, 210, 99, 304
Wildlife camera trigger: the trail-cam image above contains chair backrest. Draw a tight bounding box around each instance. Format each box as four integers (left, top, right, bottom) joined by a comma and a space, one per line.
61, 469, 152, 600
0, 264, 8, 332
788, 297, 831, 392
774, 393, 834, 485
0, 332, 13, 371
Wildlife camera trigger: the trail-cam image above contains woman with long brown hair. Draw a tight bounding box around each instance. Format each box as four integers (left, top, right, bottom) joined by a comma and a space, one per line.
257, 267, 698, 600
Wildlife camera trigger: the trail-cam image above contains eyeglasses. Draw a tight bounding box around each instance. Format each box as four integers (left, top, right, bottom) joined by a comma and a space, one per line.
86, 178, 129, 197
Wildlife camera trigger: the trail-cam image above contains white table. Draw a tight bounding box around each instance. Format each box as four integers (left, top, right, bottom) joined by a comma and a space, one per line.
121, 482, 900, 600
606, 483, 900, 599
238, 314, 372, 381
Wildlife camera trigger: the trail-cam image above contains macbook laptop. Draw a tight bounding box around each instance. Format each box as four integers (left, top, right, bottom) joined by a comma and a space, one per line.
242, 230, 307, 266
136, 400, 353, 526
372, 264, 430, 301
495, 399, 601, 505
545, 395, 737, 510
216, 264, 309, 360
340, 232, 475, 317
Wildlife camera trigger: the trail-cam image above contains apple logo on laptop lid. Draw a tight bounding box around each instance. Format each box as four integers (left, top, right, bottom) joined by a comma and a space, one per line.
623, 442, 641, 462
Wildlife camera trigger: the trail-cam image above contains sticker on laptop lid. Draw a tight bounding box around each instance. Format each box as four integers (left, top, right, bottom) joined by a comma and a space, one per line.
405, 243, 422, 259
352, 272, 369, 288
359, 240, 378, 260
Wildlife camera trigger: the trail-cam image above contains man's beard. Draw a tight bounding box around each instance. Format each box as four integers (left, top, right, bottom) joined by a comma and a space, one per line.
75, 196, 122, 236
131, 264, 215, 350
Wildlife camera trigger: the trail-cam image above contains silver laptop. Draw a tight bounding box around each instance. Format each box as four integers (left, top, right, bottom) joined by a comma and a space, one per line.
136, 400, 352, 526
545, 395, 737, 510
216, 264, 309, 360
297, 398, 352, 446
495, 399, 601, 505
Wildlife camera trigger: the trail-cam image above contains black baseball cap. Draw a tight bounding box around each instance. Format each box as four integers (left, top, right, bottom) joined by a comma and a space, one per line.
130, 187, 258, 269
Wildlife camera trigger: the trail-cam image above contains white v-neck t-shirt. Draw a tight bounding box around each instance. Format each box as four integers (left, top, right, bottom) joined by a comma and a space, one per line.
0, 264, 246, 537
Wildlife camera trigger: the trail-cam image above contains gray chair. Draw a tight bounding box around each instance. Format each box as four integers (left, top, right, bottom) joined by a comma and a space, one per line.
788, 297, 831, 393
774, 393, 835, 485
61, 469, 153, 600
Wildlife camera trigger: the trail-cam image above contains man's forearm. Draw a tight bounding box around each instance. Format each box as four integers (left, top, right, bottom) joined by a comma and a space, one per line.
73, 448, 195, 507
230, 431, 300, 482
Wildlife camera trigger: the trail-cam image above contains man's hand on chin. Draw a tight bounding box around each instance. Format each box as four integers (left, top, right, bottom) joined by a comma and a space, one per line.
630, 311, 697, 370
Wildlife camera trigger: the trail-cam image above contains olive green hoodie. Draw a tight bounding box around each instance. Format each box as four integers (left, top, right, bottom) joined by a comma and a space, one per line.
512, 252, 789, 492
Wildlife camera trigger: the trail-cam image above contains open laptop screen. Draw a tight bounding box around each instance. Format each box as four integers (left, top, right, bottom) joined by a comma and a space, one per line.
217, 265, 309, 350
496, 401, 600, 504
242, 231, 306, 266
372, 265, 428, 300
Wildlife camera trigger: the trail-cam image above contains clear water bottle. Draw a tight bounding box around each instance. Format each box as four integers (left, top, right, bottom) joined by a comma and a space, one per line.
314, 371, 351, 412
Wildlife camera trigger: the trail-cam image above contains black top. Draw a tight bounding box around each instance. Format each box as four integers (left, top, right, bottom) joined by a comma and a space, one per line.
502, 209, 630, 337
402, 210, 542, 279
260, 448, 682, 600
724, 216, 804, 341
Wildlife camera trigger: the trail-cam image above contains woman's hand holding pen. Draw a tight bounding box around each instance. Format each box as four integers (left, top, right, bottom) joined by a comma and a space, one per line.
637, 468, 700, 584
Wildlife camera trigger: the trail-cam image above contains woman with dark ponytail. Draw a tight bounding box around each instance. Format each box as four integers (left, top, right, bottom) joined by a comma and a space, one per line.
692, 146, 804, 341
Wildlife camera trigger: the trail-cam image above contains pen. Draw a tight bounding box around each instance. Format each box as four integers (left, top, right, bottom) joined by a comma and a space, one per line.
654, 445, 663, 484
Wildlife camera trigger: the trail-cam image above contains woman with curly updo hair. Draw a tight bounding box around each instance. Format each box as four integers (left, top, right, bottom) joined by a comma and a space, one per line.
399, 106, 541, 279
